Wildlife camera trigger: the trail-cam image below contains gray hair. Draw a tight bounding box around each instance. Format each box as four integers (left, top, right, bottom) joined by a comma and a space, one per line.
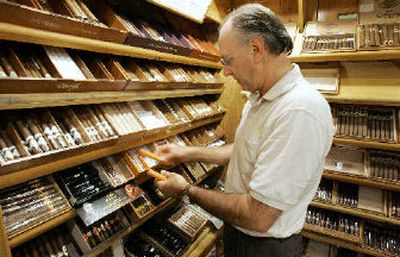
221, 4, 293, 55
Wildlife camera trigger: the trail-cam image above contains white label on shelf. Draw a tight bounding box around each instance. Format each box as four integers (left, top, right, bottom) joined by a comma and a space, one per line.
148, 0, 213, 23
359, 0, 375, 12
335, 161, 344, 170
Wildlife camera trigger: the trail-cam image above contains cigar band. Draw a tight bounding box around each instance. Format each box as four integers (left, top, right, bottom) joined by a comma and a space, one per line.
64, 133, 76, 146
70, 128, 82, 140
2, 147, 14, 160
9, 71, 18, 78
0, 71, 7, 77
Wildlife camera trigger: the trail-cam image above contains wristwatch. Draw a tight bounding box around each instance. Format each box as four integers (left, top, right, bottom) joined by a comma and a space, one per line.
182, 183, 192, 197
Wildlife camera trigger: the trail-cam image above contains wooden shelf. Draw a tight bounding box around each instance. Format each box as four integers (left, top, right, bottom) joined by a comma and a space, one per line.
302, 230, 397, 257
302, 224, 362, 245
333, 138, 400, 152
323, 170, 400, 192
323, 62, 400, 106
290, 50, 400, 63
0, 22, 222, 69
0, 112, 225, 190
8, 210, 77, 248
0, 88, 223, 110
310, 200, 400, 226
205, 1, 225, 24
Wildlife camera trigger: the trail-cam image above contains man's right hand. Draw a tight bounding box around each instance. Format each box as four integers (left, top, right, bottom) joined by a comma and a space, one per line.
155, 144, 190, 167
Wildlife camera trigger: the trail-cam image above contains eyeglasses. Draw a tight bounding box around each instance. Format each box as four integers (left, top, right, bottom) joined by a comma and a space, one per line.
220, 43, 248, 66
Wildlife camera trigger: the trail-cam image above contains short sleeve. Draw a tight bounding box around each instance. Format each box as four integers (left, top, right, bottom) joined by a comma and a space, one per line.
249, 108, 328, 211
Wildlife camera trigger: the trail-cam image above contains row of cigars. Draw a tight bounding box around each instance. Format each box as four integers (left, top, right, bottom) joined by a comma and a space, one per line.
0, 41, 220, 93
0, 95, 224, 170
1, 0, 220, 61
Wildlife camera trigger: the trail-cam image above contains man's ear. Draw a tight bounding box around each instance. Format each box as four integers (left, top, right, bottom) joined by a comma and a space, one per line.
250, 36, 265, 63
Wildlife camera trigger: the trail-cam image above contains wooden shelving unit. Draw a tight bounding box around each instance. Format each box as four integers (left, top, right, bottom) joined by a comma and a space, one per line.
0, 22, 222, 69
0, 2, 226, 257
302, 231, 397, 257
323, 170, 400, 192
0, 88, 223, 110
0, 112, 225, 190
310, 200, 400, 226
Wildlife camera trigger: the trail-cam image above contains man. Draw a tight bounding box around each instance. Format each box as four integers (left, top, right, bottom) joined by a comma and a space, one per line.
154, 4, 333, 257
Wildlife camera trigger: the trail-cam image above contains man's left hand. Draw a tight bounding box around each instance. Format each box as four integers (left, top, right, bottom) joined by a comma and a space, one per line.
154, 170, 188, 198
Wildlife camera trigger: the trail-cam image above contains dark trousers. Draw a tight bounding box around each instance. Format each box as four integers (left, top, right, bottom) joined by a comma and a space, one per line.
223, 225, 303, 257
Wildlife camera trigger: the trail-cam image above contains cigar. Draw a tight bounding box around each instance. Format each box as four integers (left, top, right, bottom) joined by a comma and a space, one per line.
374, 25, 382, 46
16, 120, 43, 154
382, 25, 389, 45
0, 132, 15, 161
387, 25, 394, 46
33, 56, 52, 78
138, 148, 161, 162
76, 0, 102, 25
57, 121, 76, 147
369, 25, 376, 46
24, 56, 42, 78
91, 106, 115, 137
0, 62, 7, 77
84, 107, 109, 138
0, 54, 18, 77
359, 25, 366, 48
61, 116, 84, 145
147, 169, 167, 180
26, 117, 51, 152
64, 0, 88, 20
394, 25, 400, 46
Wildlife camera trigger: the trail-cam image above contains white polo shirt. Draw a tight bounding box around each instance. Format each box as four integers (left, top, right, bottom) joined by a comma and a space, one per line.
225, 64, 333, 238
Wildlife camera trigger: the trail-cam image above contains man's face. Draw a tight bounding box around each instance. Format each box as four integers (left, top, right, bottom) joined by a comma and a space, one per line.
218, 24, 255, 92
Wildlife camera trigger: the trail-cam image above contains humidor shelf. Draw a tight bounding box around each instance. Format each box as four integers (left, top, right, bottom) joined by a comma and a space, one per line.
325, 86, 400, 107
333, 138, 400, 152
0, 112, 225, 190
0, 88, 224, 110
0, 22, 223, 70
323, 170, 400, 192
302, 224, 362, 245
83, 198, 175, 257
8, 209, 77, 249
301, 231, 396, 257
310, 200, 400, 226
290, 50, 400, 63
84, 165, 222, 257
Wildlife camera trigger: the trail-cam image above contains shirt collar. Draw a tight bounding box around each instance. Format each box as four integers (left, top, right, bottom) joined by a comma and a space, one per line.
248, 64, 302, 106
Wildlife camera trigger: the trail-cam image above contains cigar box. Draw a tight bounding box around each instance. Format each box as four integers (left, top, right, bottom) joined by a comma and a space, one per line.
93, 155, 135, 187
168, 205, 208, 240
0, 45, 127, 93
90, 0, 192, 56
140, 220, 191, 257
127, 100, 171, 131
123, 149, 147, 176
357, 0, 400, 50
325, 145, 367, 176
301, 63, 340, 94
76, 187, 134, 226
366, 150, 400, 182
0, 176, 72, 239
68, 210, 130, 254
0, 1, 127, 43
302, 21, 356, 53
125, 190, 156, 220
357, 186, 385, 214
125, 235, 167, 257
182, 162, 207, 182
